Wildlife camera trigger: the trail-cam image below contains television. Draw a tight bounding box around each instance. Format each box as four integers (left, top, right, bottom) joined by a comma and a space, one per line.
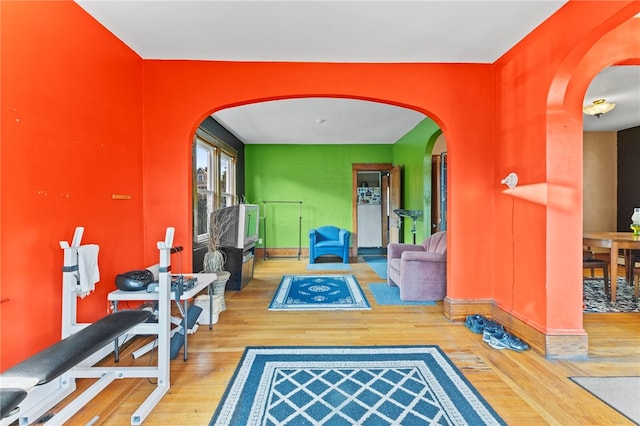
215, 204, 260, 250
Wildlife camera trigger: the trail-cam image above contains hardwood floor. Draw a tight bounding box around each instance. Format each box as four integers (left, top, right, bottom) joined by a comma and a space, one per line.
43, 258, 640, 425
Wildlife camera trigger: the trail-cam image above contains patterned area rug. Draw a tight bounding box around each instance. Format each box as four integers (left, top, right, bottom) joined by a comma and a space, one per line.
209, 346, 506, 426
583, 277, 639, 312
269, 274, 370, 311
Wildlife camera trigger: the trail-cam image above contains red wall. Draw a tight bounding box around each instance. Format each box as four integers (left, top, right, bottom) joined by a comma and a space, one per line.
1, 1, 145, 369
2, 0, 639, 368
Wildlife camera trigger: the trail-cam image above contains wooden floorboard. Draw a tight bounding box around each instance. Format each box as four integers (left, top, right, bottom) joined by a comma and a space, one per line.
30, 257, 640, 425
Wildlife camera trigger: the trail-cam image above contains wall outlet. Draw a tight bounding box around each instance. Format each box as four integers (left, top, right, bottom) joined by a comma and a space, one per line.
258, 238, 263, 245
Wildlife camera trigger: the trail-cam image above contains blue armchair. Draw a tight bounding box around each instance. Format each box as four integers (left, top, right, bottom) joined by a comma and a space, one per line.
309, 226, 350, 264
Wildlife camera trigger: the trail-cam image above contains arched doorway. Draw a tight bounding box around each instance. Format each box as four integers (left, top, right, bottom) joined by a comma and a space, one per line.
543, 14, 640, 356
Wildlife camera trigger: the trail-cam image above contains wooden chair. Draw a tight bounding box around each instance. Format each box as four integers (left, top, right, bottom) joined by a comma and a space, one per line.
583, 250, 610, 299
621, 250, 640, 284
633, 266, 640, 302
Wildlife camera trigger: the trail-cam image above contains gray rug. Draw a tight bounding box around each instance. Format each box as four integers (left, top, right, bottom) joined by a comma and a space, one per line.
583, 277, 639, 313
571, 376, 640, 424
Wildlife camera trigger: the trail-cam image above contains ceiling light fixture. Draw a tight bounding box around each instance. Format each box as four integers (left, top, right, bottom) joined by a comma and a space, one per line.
583, 99, 616, 118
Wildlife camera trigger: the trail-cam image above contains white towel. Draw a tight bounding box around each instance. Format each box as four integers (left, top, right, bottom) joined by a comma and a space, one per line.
77, 244, 100, 298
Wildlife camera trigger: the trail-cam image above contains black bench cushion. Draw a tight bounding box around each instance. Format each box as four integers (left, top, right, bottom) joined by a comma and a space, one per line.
1, 310, 152, 385
0, 388, 27, 418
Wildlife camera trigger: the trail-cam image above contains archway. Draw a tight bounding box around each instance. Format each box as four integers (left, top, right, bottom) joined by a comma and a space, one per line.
544, 15, 640, 356
190, 97, 443, 261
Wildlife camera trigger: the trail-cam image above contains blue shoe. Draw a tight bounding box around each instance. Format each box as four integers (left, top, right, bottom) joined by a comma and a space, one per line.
465, 314, 502, 334
482, 324, 505, 343
464, 314, 485, 333
486, 331, 529, 352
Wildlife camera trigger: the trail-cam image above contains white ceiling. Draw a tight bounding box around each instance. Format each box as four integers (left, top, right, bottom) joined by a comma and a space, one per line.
214, 98, 427, 144
75, 1, 640, 143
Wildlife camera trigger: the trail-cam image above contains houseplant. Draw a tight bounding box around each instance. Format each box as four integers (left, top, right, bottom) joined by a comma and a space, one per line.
203, 207, 228, 273
202, 208, 233, 315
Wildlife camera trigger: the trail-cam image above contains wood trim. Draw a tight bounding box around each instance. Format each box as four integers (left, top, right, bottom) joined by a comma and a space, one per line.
491, 306, 547, 356
544, 335, 589, 360
381, 173, 389, 248
443, 297, 493, 322
255, 247, 310, 260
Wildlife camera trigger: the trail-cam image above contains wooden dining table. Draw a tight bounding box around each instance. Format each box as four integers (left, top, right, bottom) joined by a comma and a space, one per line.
583, 232, 640, 302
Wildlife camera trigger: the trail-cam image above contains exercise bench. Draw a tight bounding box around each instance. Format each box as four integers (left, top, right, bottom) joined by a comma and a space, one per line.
0, 309, 152, 418
0, 227, 175, 425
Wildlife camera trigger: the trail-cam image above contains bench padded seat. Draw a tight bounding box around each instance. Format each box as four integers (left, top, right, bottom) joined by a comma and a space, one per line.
0, 310, 151, 418
1, 310, 151, 385
0, 388, 27, 418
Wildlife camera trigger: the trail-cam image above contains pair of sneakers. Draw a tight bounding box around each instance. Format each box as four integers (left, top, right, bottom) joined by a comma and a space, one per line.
465, 314, 529, 352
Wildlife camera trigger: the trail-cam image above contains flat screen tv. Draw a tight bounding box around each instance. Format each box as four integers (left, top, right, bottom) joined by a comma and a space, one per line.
215, 204, 260, 249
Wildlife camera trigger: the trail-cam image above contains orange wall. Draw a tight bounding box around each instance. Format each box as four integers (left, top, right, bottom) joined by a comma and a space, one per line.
140, 61, 497, 297
2, 0, 639, 368
1, 1, 145, 369
493, 2, 640, 333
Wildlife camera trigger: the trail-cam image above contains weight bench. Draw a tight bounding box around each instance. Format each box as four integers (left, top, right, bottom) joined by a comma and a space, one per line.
0, 309, 152, 419
1, 227, 175, 425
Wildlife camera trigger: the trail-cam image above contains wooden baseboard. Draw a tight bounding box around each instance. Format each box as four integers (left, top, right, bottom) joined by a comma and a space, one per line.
544, 334, 589, 360
444, 298, 588, 359
255, 247, 308, 259
443, 297, 493, 322
492, 306, 546, 356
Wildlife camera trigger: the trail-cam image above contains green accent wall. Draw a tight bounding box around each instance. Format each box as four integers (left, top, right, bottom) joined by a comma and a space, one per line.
393, 118, 442, 243
244, 117, 443, 250
245, 144, 393, 248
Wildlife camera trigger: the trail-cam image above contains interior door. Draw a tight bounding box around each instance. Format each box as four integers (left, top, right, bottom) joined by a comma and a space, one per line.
389, 165, 402, 243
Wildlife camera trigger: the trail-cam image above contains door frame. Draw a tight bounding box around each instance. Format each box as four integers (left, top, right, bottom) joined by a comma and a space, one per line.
351, 163, 395, 258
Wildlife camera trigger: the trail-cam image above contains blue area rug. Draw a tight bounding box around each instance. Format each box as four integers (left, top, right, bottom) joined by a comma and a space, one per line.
269, 274, 370, 311
368, 283, 437, 306
363, 255, 387, 279
209, 346, 506, 426
307, 262, 351, 271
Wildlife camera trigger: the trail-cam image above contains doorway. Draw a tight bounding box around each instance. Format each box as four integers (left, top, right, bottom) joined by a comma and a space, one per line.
351, 163, 400, 257
356, 171, 383, 254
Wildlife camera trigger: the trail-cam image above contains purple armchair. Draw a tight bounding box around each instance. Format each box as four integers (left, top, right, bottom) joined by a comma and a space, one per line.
387, 231, 447, 301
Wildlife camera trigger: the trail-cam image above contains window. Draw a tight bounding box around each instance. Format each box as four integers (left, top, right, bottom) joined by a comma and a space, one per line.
193, 130, 237, 244
220, 151, 235, 208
